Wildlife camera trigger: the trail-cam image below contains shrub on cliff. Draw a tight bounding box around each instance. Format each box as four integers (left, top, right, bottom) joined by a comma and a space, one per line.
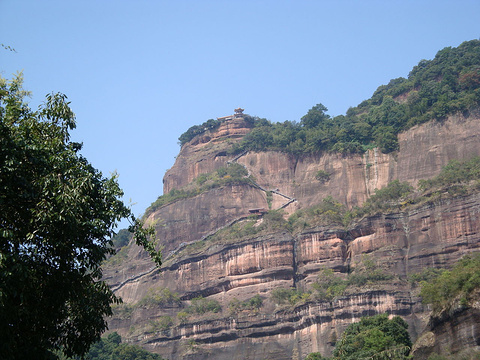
420, 253, 480, 312
271, 288, 311, 306
288, 196, 349, 231
332, 313, 411, 360
138, 287, 181, 308
228, 295, 263, 315
359, 180, 414, 215
187, 296, 221, 315
76, 331, 165, 360
312, 259, 394, 302
418, 156, 480, 191
145, 163, 253, 216
312, 269, 348, 301
147, 316, 174, 334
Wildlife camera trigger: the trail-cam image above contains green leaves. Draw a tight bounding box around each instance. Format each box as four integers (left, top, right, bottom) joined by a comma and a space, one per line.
230, 40, 480, 156
419, 253, 480, 312
332, 314, 411, 360
82, 332, 165, 360
0, 73, 162, 358
128, 216, 162, 268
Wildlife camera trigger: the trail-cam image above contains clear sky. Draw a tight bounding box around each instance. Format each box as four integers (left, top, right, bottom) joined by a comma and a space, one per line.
1, 1, 479, 228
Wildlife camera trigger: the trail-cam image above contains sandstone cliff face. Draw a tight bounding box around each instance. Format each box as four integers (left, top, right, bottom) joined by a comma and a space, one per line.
163, 117, 252, 193
106, 193, 480, 359
104, 111, 480, 359
411, 298, 480, 359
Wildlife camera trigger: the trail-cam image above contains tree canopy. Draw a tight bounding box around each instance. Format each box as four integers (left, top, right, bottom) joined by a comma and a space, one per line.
178, 41, 480, 156
83, 332, 165, 360
332, 314, 411, 360
0, 73, 161, 359
302, 314, 411, 360
419, 252, 480, 312
225, 40, 480, 156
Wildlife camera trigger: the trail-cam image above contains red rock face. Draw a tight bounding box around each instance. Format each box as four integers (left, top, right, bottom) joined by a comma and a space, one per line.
104, 112, 480, 360
163, 117, 253, 193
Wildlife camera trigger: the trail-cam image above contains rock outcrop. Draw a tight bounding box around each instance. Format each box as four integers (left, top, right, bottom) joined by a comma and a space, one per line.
411, 296, 480, 359
104, 110, 480, 359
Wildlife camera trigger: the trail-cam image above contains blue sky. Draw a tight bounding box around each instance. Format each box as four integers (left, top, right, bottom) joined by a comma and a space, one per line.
1, 1, 479, 228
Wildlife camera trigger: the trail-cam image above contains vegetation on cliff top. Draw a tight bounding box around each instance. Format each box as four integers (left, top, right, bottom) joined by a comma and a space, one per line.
179, 40, 480, 156
236, 40, 480, 155
177, 114, 256, 146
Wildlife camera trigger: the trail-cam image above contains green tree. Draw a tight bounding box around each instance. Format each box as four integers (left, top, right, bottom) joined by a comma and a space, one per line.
0, 74, 161, 359
373, 125, 398, 153
111, 228, 131, 249
332, 314, 411, 360
186, 296, 221, 315
420, 253, 480, 312
83, 332, 165, 360
304, 352, 330, 360
301, 103, 330, 129
111, 344, 165, 360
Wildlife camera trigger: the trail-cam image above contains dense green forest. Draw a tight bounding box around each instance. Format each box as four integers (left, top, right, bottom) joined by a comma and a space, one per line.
179, 40, 480, 155
56, 332, 165, 360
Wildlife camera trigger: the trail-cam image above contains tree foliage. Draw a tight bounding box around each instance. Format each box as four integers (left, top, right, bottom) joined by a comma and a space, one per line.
418, 156, 480, 190
178, 115, 257, 146
228, 294, 263, 314
81, 332, 165, 360
311, 260, 394, 302
138, 287, 181, 308
186, 296, 221, 315
111, 228, 131, 249
224, 40, 480, 156
420, 253, 480, 312
332, 314, 411, 360
0, 74, 161, 359
304, 352, 330, 360
359, 180, 413, 215
303, 314, 411, 360
178, 118, 222, 146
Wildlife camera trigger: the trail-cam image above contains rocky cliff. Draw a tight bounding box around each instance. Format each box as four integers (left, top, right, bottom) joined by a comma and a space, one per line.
103, 110, 480, 359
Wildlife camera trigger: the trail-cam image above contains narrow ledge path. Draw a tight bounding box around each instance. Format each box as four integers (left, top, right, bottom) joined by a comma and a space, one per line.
112, 150, 297, 293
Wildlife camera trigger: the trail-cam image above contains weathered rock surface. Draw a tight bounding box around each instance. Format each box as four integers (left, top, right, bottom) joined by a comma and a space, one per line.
163, 117, 252, 193
411, 297, 480, 359
104, 111, 480, 359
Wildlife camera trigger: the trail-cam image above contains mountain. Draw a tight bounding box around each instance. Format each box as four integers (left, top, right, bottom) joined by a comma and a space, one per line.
103, 40, 480, 360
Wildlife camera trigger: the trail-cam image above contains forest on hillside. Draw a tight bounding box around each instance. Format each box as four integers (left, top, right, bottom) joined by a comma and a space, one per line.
179, 40, 480, 155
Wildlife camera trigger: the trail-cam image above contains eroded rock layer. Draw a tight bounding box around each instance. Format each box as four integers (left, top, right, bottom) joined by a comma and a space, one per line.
104, 112, 480, 359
